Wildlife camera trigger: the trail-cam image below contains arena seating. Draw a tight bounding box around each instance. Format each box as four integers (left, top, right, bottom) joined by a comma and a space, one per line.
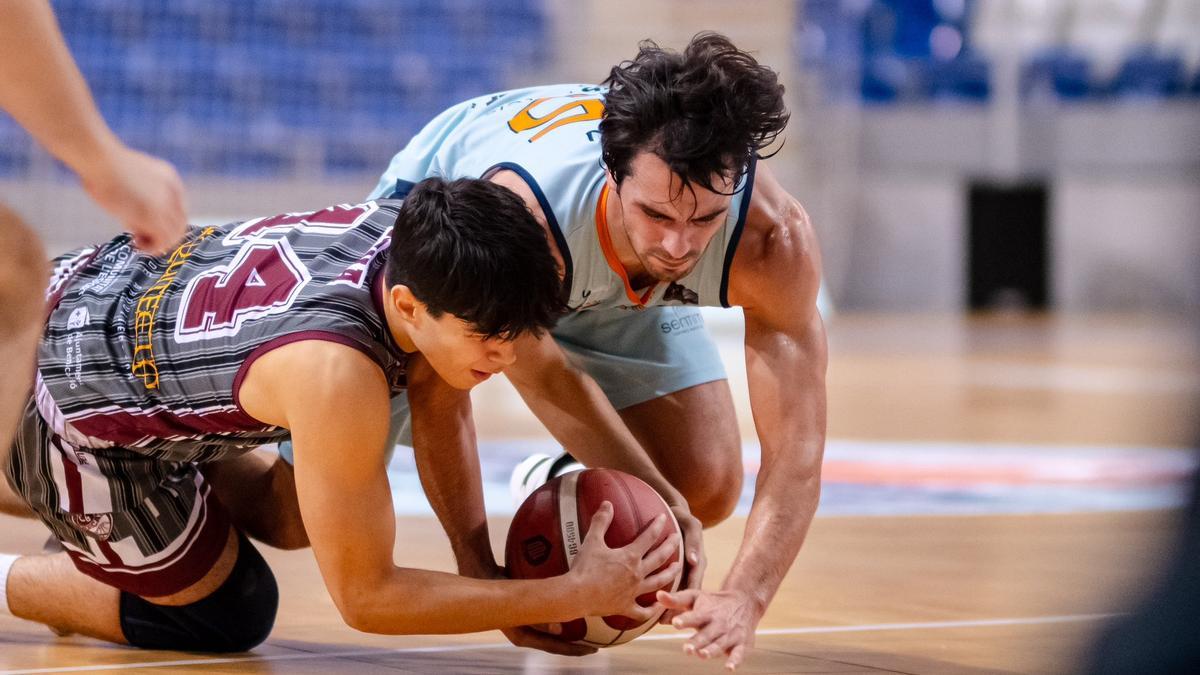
0, 0, 548, 177
797, 0, 1200, 105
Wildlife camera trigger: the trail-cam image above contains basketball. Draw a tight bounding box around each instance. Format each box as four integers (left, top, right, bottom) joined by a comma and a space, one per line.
504, 468, 684, 647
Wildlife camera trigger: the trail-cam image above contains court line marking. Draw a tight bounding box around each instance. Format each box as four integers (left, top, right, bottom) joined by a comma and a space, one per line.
1, 613, 1119, 674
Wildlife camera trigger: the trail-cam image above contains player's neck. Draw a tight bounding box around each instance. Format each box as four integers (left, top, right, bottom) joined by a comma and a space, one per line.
377, 276, 418, 353
605, 186, 648, 284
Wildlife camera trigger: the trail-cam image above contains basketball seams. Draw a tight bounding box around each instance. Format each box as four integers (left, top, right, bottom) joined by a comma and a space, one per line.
602, 469, 681, 642
612, 471, 643, 544
505, 468, 684, 647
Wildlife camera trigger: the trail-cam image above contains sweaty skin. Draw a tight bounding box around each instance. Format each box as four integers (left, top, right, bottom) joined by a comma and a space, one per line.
492, 155, 826, 670
233, 286, 685, 637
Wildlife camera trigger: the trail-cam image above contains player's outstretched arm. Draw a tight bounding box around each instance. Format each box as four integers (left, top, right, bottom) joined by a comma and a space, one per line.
0, 0, 187, 253
407, 354, 492, 577
239, 339, 680, 635
407, 354, 596, 656
486, 168, 704, 587
660, 164, 828, 671
506, 332, 707, 589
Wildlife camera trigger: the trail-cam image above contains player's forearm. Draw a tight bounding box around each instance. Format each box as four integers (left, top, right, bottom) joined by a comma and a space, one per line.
512, 361, 688, 509
728, 314, 828, 610
340, 566, 585, 635
417, 462, 494, 578
0, 0, 119, 173
409, 379, 495, 577
721, 450, 820, 610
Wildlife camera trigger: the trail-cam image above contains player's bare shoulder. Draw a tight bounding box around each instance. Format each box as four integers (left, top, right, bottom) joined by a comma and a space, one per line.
487, 169, 549, 227
238, 338, 390, 429
726, 162, 821, 313
486, 168, 567, 278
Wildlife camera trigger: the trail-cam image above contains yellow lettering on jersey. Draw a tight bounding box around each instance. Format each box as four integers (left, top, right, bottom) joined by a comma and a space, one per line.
507, 96, 604, 142
131, 227, 216, 389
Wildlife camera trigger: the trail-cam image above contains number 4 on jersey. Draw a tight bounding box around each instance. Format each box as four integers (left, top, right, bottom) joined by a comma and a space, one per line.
174, 239, 311, 343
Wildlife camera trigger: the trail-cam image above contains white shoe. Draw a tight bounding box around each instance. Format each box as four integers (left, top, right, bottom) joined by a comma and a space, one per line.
509, 452, 584, 508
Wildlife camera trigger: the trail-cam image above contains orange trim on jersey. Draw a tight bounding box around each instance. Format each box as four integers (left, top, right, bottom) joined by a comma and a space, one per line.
595, 184, 656, 307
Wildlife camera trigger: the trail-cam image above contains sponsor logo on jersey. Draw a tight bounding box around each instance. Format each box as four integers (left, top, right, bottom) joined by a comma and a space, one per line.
132, 227, 217, 390
69, 513, 113, 541
661, 312, 705, 335
79, 247, 133, 295
66, 307, 89, 329
663, 282, 699, 305
63, 307, 91, 389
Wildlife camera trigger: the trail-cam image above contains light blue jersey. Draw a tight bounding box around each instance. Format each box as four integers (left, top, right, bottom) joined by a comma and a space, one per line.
368, 84, 756, 311
282, 85, 747, 461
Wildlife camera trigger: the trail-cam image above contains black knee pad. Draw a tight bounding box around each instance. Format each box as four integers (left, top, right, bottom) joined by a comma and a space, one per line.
119, 534, 279, 652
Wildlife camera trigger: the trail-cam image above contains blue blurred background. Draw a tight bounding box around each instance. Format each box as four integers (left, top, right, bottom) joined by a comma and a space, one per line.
1, 0, 1197, 313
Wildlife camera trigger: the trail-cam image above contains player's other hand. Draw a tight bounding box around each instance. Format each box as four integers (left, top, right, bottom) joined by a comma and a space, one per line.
472, 561, 598, 657
657, 587, 763, 671
502, 623, 597, 657
80, 141, 188, 255
570, 502, 680, 621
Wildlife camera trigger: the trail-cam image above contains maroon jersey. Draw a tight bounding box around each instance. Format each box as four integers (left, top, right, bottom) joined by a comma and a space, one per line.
37, 200, 409, 462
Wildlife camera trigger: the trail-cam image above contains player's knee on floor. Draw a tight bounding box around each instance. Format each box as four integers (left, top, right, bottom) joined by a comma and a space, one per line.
119, 535, 278, 652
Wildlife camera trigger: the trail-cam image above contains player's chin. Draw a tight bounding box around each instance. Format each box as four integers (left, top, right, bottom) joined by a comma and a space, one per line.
464, 368, 495, 387
650, 262, 696, 282
439, 371, 480, 390
654, 270, 691, 284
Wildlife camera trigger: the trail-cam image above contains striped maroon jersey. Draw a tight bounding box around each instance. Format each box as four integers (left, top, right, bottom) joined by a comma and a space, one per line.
37, 200, 409, 462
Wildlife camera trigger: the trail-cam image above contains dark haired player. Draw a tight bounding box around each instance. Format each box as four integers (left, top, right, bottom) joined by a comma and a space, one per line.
363, 33, 827, 669
0, 178, 680, 651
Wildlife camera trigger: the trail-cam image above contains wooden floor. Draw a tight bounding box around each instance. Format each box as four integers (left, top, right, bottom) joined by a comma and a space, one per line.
2, 313, 1196, 674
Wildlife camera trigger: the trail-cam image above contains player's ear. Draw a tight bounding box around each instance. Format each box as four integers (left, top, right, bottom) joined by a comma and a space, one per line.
389, 284, 421, 325
604, 166, 620, 193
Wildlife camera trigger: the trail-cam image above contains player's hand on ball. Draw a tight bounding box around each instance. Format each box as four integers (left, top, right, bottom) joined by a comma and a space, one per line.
657, 588, 762, 671
570, 502, 681, 620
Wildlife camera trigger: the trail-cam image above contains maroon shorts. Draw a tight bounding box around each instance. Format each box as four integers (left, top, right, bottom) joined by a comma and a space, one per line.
5, 397, 231, 597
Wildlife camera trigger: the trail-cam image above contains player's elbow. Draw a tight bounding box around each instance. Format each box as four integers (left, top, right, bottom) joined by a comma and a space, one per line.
337, 602, 377, 634
331, 586, 382, 634
329, 575, 414, 635
338, 600, 421, 636
327, 574, 375, 630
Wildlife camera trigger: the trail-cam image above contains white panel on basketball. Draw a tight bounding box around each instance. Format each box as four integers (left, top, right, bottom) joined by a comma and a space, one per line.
556, 471, 621, 646
558, 471, 582, 568
557, 471, 684, 647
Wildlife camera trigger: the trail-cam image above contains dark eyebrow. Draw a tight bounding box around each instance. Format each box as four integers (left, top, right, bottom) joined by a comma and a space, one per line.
636, 201, 727, 223
692, 207, 728, 222
636, 202, 672, 219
